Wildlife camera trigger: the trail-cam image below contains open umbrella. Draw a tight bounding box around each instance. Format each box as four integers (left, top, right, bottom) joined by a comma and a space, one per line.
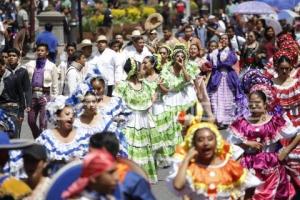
258, 0, 298, 10
263, 17, 283, 35
233, 1, 276, 15
278, 9, 299, 25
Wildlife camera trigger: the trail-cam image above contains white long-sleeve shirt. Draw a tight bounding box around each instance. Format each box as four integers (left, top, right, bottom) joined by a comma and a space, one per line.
88, 48, 123, 85
63, 63, 83, 96
122, 45, 152, 63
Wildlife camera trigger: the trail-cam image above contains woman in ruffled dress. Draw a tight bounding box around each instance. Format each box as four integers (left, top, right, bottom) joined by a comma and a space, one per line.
228, 84, 297, 199
167, 122, 261, 199
159, 44, 199, 157
158, 45, 172, 68
140, 55, 172, 168
160, 43, 199, 113
113, 58, 162, 183
271, 49, 300, 189
67, 79, 128, 158
87, 76, 129, 157
207, 34, 244, 128
36, 96, 91, 161
262, 33, 300, 80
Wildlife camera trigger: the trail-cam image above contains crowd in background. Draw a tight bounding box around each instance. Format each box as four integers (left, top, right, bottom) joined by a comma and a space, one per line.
0, 0, 300, 199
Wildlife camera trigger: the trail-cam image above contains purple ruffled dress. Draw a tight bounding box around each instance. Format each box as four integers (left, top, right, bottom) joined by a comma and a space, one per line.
229, 115, 296, 200
207, 48, 246, 126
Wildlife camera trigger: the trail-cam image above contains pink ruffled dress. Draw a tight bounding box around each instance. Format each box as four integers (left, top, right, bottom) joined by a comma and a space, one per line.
229, 114, 297, 200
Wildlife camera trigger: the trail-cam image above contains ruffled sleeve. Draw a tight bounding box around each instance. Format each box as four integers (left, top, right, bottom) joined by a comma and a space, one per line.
36, 129, 90, 161
113, 81, 127, 98
143, 79, 158, 93
114, 81, 154, 111
186, 61, 200, 80
229, 115, 288, 145
160, 62, 195, 92
281, 113, 299, 139
231, 144, 244, 160
166, 157, 262, 199
160, 63, 177, 90
218, 48, 238, 68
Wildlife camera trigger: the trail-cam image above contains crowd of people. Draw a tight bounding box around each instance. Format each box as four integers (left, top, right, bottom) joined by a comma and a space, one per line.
1, 0, 300, 199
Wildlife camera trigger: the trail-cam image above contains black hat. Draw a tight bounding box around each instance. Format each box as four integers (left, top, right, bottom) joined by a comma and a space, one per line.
23, 144, 47, 161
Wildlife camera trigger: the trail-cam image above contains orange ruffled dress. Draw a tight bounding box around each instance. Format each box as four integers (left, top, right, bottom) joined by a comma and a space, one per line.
166, 144, 261, 200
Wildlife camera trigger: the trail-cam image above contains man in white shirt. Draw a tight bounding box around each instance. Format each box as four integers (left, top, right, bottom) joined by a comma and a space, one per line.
63, 51, 86, 95
79, 39, 94, 78
88, 35, 122, 96
122, 30, 152, 63
227, 26, 245, 55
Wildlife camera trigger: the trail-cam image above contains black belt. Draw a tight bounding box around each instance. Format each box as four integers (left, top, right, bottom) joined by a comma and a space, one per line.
32, 87, 50, 93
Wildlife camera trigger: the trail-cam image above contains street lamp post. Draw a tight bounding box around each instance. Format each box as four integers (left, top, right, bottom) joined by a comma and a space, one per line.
70, 0, 78, 42
78, 0, 83, 41
186, 0, 191, 19
30, 0, 36, 43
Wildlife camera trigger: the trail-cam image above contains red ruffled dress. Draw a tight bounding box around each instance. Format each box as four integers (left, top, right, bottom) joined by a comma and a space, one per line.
273, 79, 300, 188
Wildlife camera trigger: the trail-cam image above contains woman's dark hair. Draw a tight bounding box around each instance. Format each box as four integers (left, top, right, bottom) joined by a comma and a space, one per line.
264, 26, 275, 40
89, 132, 120, 157
192, 128, 216, 147
256, 19, 266, 28
55, 105, 72, 116
144, 56, 159, 73
219, 34, 233, 49
249, 90, 267, 103
84, 90, 97, 97
66, 42, 77, 50
70, 50, 84, 62
247, 31, 259, 40
91, 76, 105, 87
124, 58, 132, 74
275, 55, 292, 67
124, 58, 140, 75
207, 40, 218, 49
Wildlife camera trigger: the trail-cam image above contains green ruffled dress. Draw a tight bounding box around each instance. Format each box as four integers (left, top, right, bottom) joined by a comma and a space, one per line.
158, 61, 199, 156
113, 80, 162, 183
143, 78, 173, 167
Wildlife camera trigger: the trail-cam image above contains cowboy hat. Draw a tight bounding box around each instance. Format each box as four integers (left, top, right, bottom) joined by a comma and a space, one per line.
96, 35, 108, 42
79, 39, 93, 49
0, 132, 34, 150
144, 13, 163, 31
129, 30, 144, 40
